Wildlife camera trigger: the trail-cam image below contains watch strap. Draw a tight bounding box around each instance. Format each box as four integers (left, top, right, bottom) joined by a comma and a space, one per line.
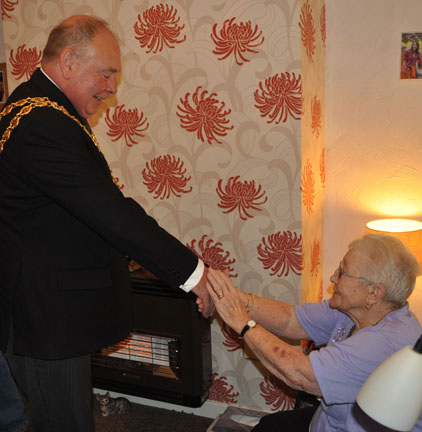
240, 320, 256, 338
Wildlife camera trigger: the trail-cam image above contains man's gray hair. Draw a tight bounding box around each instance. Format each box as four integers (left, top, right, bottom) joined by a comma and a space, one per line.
42, 15, 111, 62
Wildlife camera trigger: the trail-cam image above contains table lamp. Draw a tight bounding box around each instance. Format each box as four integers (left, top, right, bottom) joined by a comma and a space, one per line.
356, 334, 422, 431
365, 218, 422, 272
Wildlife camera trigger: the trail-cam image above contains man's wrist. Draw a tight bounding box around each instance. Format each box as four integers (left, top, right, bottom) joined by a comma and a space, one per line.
179, 259, 204, 292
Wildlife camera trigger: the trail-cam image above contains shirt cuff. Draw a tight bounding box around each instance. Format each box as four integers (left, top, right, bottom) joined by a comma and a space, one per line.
179, 259, 204, 292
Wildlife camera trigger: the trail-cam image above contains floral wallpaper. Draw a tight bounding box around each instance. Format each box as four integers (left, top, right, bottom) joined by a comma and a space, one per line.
300, 0, 325, 304
1, 0, 305, 411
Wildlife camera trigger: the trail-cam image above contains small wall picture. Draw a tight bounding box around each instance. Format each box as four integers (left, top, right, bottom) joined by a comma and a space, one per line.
401, 33, 422, 79
0, 63, 9, 108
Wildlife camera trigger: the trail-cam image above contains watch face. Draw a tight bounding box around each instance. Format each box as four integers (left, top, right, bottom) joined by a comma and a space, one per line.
248, 320, 256, 328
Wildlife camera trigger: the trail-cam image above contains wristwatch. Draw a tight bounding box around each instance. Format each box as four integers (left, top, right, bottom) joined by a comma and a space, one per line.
240, 320, 257, 338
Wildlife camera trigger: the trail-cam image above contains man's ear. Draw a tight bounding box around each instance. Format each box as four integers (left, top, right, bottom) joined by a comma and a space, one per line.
60, 48, 77, 79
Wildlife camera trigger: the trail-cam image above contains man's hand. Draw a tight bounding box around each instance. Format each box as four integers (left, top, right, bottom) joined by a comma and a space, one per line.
191, 266, 215, 318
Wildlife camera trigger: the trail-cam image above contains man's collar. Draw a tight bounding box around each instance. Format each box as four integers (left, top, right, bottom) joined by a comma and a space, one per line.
39, 67, 63, 92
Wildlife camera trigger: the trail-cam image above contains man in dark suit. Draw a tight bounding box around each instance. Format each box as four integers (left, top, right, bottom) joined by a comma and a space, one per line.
0, 352, 28, 432
0, 14, 213, 431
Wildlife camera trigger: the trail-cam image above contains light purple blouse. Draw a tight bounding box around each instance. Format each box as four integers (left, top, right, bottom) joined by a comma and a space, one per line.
295, 300, 422, 431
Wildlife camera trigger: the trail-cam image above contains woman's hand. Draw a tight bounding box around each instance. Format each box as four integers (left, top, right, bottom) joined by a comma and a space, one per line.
206, 268, 250, 334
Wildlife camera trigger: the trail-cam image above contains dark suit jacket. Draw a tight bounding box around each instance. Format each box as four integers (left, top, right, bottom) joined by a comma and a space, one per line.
0, 69, 198, 358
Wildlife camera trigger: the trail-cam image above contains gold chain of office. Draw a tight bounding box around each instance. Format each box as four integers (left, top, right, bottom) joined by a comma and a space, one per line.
0, 96, 120, 187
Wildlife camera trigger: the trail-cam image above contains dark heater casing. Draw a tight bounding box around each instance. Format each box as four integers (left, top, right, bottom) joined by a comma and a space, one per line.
91, 268, 212, 407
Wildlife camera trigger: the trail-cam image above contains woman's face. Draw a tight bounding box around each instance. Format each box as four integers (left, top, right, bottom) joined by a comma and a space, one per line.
329, 249, 372, 315
412, 41, 418, 51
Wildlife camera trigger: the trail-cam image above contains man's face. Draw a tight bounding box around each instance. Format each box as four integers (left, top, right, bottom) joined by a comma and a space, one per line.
66, 29, 121, 119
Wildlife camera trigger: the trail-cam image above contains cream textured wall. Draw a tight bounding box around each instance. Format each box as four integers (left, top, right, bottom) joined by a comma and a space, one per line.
1, 0, 303, 411
324, 0, 422, 322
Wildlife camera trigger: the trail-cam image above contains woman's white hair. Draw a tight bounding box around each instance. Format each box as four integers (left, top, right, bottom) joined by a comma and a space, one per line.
349, 234, 420, 307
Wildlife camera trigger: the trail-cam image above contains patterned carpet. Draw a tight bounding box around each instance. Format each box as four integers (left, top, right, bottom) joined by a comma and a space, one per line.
93, 398, 214, 432
23, 395, 214, 431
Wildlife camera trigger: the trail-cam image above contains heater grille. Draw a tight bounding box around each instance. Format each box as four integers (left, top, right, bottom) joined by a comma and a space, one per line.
92, 331, 181, 380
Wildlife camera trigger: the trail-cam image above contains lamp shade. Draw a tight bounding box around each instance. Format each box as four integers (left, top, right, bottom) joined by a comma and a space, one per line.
356, 336, 422, 431
366, 219, 422, 271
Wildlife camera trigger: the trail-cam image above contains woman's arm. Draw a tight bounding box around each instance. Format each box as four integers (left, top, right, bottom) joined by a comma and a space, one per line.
239, 292, 310, 340
206, 268, 321, 396
243, 325, 322, 396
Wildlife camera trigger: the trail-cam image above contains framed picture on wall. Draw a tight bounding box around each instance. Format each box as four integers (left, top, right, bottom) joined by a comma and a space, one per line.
401, 33, 422, 79
0, 63, 9, 108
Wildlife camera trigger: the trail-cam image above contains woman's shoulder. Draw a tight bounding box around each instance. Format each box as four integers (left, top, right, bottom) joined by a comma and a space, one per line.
362, 306, 421, 350
383, 304, 421, 334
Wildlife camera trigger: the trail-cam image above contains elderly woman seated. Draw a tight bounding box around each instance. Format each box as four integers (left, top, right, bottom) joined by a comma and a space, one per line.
206, 234, 422, 431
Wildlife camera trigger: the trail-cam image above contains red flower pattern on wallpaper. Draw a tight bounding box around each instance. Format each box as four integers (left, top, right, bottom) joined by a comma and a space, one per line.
10, 45, 42, 80
177, 86, 233, 144
105, 104, 149, 147
320, 148, 326, 189
134, 4, 186, 54
211, 17, 264, 66
301, 160, 315, 214
208, 373, 239, 404
318, 279, 324, 302
257, 231, 302, 277
187, 234, 237, 277
299, 1, 315, 62
216, 175, 267, 220
221, 322, 243, 352
259, 375, 296, 411
254, 72, 302, 124
320, 4, 326, 48
2, 0, 18, 18
142, 154, 192, 200
311, 95, 321, 139
311, 239, 320, 277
